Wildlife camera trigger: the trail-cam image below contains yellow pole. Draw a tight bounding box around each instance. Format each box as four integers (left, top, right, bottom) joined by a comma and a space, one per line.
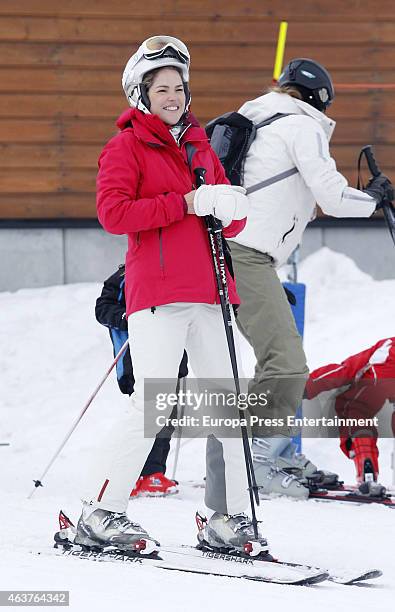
273, 21, 288, 83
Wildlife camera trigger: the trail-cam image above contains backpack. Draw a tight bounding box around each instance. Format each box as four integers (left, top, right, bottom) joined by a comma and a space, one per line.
205, 112, 297, 191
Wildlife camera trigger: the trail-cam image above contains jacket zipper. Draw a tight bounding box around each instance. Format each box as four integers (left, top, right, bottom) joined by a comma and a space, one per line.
178, 123, 192, 143
158, 228, 165, 277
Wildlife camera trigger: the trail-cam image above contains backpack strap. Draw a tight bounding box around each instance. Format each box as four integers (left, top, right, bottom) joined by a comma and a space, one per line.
185, 142, 197, 169
246, 113, 298, 195
255, 112, 292, 130
246, 167, 299, 195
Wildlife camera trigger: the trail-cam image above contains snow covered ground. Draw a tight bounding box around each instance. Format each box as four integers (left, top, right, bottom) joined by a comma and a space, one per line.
1, 248, 394, 611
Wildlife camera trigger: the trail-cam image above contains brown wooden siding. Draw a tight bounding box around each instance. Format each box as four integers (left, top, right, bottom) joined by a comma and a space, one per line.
0, 0, 394, 219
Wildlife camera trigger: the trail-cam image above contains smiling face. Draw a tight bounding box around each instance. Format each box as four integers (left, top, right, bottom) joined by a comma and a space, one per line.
147, 67, 186, 125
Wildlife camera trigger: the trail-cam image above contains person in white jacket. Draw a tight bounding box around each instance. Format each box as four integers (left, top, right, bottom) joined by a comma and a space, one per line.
228, 58, 393, 498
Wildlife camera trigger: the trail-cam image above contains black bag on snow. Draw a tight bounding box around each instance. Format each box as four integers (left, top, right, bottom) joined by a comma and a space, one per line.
205, 111, 291, 186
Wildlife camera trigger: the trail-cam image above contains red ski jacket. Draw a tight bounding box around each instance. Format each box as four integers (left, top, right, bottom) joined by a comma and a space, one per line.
305, 338, 395, 435
97, 108, 246, 315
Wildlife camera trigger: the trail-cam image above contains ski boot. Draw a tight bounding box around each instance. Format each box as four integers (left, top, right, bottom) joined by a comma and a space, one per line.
130, 472, 178, 498
70, 503, 160, 554
358, 478, 387, 498
252, 437, 339, 487
196, 511, 270, 559
254, 459, 310, 499
273, 450, 340, 488
352, 438, 379, 482
303, 469, 342, 489
356, 457, 386, 497
252, 439, 309, 499
349, 438, 386, 496
276, 451, 318, 478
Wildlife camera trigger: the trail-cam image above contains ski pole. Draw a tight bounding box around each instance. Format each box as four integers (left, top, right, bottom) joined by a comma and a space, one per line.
171, 376, 187, 482
28, 338, 129, 499
194, 168, 260, 538
360, 145, 395, 247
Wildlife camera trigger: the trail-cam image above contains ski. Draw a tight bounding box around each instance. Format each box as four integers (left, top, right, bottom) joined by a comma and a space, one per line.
304, 474, 394, 496
327, 569, 383, 585
182, 478, 394, 507
53, 533, 328, 585
322, 483, 394, 498
52, 510, 382, 586
167, 543, 382, 586
52, 510, 327, 586
309, 488, 395, 508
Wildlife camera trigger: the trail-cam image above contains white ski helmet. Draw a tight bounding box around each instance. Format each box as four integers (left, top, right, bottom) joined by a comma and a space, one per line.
122, 35, 191, 114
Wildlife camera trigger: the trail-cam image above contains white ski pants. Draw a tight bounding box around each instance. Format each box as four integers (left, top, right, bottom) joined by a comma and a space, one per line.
83, 303, 249, 515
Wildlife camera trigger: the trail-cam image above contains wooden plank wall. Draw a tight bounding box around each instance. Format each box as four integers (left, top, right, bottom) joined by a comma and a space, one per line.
0, 0, 394, 219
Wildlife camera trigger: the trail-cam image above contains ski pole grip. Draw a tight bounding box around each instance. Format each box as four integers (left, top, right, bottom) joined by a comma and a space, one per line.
194, 167, 207, 188
361, 147, 395, 247
193, 167, 223, 230
361, 145, 381, 178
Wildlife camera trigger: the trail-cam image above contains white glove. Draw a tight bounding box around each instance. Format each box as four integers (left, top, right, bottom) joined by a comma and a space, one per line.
193, 184, 248, 227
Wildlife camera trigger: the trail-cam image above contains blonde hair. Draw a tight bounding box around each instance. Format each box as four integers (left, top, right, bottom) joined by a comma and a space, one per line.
268, 84, 303, 100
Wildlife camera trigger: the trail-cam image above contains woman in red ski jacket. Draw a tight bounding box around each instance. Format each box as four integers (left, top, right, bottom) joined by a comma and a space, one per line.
97, 76, 245, 316
76, 36, 269, 557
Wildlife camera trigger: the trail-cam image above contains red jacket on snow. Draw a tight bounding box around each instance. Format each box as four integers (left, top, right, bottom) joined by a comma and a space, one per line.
97, 108, 246, 315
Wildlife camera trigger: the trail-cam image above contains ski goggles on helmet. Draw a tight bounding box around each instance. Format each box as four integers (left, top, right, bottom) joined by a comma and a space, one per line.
134, 36, 190, 68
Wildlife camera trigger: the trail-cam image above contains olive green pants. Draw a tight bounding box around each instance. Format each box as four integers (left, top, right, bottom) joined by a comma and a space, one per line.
230, 241, 309, 437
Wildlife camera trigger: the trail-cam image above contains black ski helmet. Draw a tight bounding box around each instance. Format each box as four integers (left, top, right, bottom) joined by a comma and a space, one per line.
278, 58, 334, 112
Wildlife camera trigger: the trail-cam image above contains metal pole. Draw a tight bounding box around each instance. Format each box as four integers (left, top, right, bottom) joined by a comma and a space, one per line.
171, 376, 187, 482
194, 168, 260, 538
28, 338, 129, 498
